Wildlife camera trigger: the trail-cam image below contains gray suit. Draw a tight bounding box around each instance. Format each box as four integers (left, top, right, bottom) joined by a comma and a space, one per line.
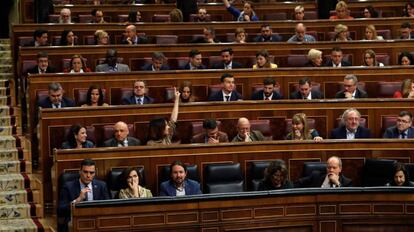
103, 136, 141, 147
95, 63, 130, 72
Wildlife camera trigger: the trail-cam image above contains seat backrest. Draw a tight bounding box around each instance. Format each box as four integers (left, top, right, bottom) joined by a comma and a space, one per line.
302, 162, 326, 178
159, 164, 199, 186
304, 11, 318, 20
155, 35, 178, 44
377, 81, 401, 98
204, 163, 244, 194
404, 163, 414, 182
84, 35, 96, 45
152, 14, 170, 22
263, 12, 287, 20
376, 54, 390, 65
336, 117, 367, 128
79, 14, 94, 23
382, 116, 397, 134
377, 29, 391, 40
103, 124, 135, 142
287, 54, 308, 67
117, 14, 128, 23
362, 159, 397, 186
36, 90, 49, 105
107, 166, 145, 198
58, 171, 80, 195
250, 120, 272, 140
48, 14, 60, 23
18, 36, 34, 47
248, 161, 271, 191
208, 56, 222, 68
22, 60, 38, 74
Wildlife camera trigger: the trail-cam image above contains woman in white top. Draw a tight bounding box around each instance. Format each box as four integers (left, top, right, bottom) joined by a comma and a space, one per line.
362, 49, 384, 67
363, 25, 384, 40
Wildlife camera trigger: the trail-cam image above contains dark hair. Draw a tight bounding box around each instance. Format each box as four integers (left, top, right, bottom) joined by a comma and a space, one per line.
148, 117, 167, 141
202, 119, 217, 130
263, 77, 276, 86
401, 22, 412, 29
260, 23, 271, 29
263, 160, 288, 186
404, 3, 414, 17
86, 85, 105, 106
255, 49, 272, 68
121, 167, 143, 189
221, 47, 233, 55
189, 49, 201, 58
298, 77, 312, 86
169, 160, 187, 175
331, 46, 343, 53
364, 5, 378, 18
204, 27, 215, 36
37, 51, 48, 59
220, 73, 234, 82
152, 52, 166, 61
59, 29, 73, 46
127, 11, 138, 23
91, 9, 98, 16
80, 158, 95, 169
399, 110, 413, 120
179, 81, 193, 102
398, 51, 414, 65
66, 124, 86, 148
391, 163, 411, 186
34, 29, 48, 40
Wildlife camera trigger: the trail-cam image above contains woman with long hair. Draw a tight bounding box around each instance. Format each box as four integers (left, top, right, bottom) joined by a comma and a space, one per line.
81, 85, 109, 107
258, 160, 293, 190
118, 167, 153, 199
362, 49, 384, 67
285, 113, 323, 141
393, 79, 414, 98
253, 49, 277, 69
387, 163, 414, 186
61, 124, 94, 149
59, 29, 76, 46
179, 81, 197, 103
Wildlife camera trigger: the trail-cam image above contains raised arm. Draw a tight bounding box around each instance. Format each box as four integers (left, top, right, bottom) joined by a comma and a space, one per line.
222, 0, 231, 8
170, 87, 180, 123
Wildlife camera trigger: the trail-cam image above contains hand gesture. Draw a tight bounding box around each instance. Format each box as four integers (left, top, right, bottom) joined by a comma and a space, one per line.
328, 173, 340, 186
243, 131, 250, 142
128, 178, 139, 196
243, 14, 251, 21
174, 87, 181, 100
208, 137, 219, 144
77, 187, 91, 202
294, 129, 302, 140
408, 90, 414, 98
344, 92, 353, 99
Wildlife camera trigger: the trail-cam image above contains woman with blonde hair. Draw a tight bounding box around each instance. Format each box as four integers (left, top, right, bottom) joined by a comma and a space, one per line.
285, 113, 323, 141
364, 25, 384, 40
253, 49, 277, 69
362, 49, 384, 67
305, 49, 323, 67
94, 30, 109, 45
330, 1, 354, 20
169, 8, 183, 22
393, 79, 414, 98
66, 54, 91, 73
334, 24, 351, 41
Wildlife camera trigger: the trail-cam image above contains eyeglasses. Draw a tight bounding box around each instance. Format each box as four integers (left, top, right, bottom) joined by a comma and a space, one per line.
397, 119, 411, 124
343, 84, 354, 88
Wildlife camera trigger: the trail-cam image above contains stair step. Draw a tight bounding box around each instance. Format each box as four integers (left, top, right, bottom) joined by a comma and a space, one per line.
0, 116, 13, 126
0, 51, 11, 58
0, 39, 10, 44
0, 136, 16, 149
0, 88, 10, 96
0, 204, 31, 219
0, 218, 46, 231
0, 126, 14, 136
0, 96, 10, 105
0, 74, 12, 80
0, 173, 41, 192
0, 58, 11, 65
0, 160, 32, 174
0, 65, 12, 73
0, 190, 40, 205
0, 149, 19, 161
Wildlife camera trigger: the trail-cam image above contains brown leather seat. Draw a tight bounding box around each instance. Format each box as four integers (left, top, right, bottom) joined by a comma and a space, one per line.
287, 54, 308, 67
152, 14, 170, 22
377, 81, 401, 98
250, 119, 272, 140
155, 35, 178, 44
263, 12, 287, 20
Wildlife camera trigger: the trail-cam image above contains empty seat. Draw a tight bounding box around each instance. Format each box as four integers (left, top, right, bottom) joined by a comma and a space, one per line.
110, 87, 132, 105
204, 163, 244, 193
117, 14, 128, 23
404, 163, 414, 181
155, 35, 178, 44
362, 159, 397, 186
377, 30, 391, 40
84, 35, 96, 45
48, 14, 60, 23
250, 120, 272, 140
107, 167, 145, 198
377, 82, 401, 98
225, 33, 235, 42
22, 60, 38, 74
304, 11, 318, 20
18, 36, 34, 47
302, 162, 327, 178
152, 14, 170, 22
248, 161, 271, 191
381, 116, 397, 134
79, 15, 94, 23
264, 12, 287, 20
208, 55, 222, 68
287, 54, 308, 67
376, 54, 390, 65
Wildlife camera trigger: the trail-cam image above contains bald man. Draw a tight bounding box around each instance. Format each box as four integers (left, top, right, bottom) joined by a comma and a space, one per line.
103, 121, 141, 147
232, 117, 265, 142
287, 23, 316, 43
121, 24, 148, 45
295, 156, 352, 188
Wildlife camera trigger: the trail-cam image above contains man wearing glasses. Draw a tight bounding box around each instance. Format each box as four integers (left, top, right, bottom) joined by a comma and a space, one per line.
383, 111, 414, 139
335, 74, 368, 99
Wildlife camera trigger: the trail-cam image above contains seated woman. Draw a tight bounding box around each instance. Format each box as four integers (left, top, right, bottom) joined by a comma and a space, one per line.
222, 0, 258, 21
393, 79, 414, 98
305, 49, 323, 67
81, 85, 109, 107
403, 2, 414, 17
285, 113, 323, 141
258, 160, 293, 190
61, 124, 94, 149
329, 1, 354, 20
362, 5, 378, 18
253, 49, 277, 69
127, 10, 142, 23
119, 167, 153, 199
333, 24, 351, 41
362, 49, 384, 67
179, 81, 197, 103
94, 30, 109, 45
234, 27, 247, 43
59, 29, 76, 46
398, 51, 414, 66
147, 88, 180, 145
363, 25, 384, 40
387, 163, 414, 186
66, 54, 91, 73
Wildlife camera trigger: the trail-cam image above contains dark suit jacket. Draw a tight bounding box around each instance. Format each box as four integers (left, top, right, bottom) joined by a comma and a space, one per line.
289, 90, 324, 99
330, 126, 372, 139
323, 60, 352, 67
254, 34, 282, 42
335, 88, 368, 99
295, 170, 353, 188
177, 0, 197, 22
61, 140, 94, 149
58, 179, 110, 217
191, 131, 229, 143
103, 136, 141, 147
141, 63, 170, 71
251, 90, 282, 100
159, 179, 202, 196
211, 61, 243, 69
232, 130, 265, 142
191, 37, 220, 43
37, 97, 75, 108
383, 126, 414, 138
27, 65, 56, 74
208, 90, 242, 101
179, 63, 206, 70
120, 36, 148, 45
122, 95, 155, 105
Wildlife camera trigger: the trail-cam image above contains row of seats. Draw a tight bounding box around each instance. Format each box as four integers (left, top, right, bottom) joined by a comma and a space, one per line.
59, 158, 414, 198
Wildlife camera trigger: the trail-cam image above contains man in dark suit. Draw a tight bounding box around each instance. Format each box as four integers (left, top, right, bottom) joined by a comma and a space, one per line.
160, 161, 202, 196
208, 73, 242, 102
324, 47, 352, 67
295, 156, 352, 188
330, 108, 372, 139
254, 24, 282, 42
290, 77, 324, 100
191, 119, 229, 144
27, 29, 49, 47
103, 121, 141, 147
334, 74, 368, 99
122, 80, 155, 105
211, 48, 243, 69
179, 49, 206, 70
191, 27, 220, 44
121, 24, 148, 45
27, 51, 56, 74
383, 111, 414, 139
37, 82, 74, 109
58, 159, 110, 231
399, 22, 413, 40
251, 77, 282, 100
141, 52, 170, 71
232, 117, 265, 142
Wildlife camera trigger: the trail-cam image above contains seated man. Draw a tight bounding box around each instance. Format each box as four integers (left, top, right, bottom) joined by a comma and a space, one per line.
251, 77, 282, 100
28, 29, 49, 47
254, 24, 282, 42
290, 77, 324, 99
232, 117, 265, 142
179, 49, 206, 70
399, 22, 412, 40
103, 121, 141, 147
335, 74, 368, 99
59, 8, 72, 23
121, 24, 148, 45
208, 73, 242, 102
38, 82, 74, 108
192, 27, 220, 44
91, 9, 106, 23
122, 80, 154, 105
58, 159, 110, 231
27, 51, 56, 74
330, 108, 372, 139
191, 119, 229, 144
195, 8, 210, 22
95, 49, 130, 72
159, 161, 202, 196
383, 111, 414, 138
287, 23, 316, 43
211, 48, 243, 69
141, 52, 170, 71
295, 156, 352, 188
324, 47, 351, 67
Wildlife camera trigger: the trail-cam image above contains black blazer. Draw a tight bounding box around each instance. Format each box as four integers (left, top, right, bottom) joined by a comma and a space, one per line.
141, 63, 170, 71
120, 36, 148, 45
251, 90, 282, 100
27, 65, 56, 74
208, 90, 242, 101
103, 136, 141, 147
179, 63, 206, 70
323, 60, 352, 67
383, 126, 414, 138
289, 90, 324, 99
37, 97, 75, 108
335, 88, 368, 99
253, 34, 282, 42
122, 95, 155, 105
295, 170, 353, 188
330, 126, 372, 139
211, 61, 243, 69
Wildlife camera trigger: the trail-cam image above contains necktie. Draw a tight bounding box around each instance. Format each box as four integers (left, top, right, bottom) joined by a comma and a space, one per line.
41, 69, 46, 74
225, 96, 230, 102
265, 97, 270, 100
54, 104, 60, 108
84, 191, 88, 201
137, 98, 142, 105
401, 133, 407, 139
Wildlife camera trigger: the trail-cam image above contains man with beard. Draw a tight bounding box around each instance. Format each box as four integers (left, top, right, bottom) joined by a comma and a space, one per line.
159, 161, 202, 196
254, 24, 282, 42
211, 48, 243, 69
251, 77, 282, 100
